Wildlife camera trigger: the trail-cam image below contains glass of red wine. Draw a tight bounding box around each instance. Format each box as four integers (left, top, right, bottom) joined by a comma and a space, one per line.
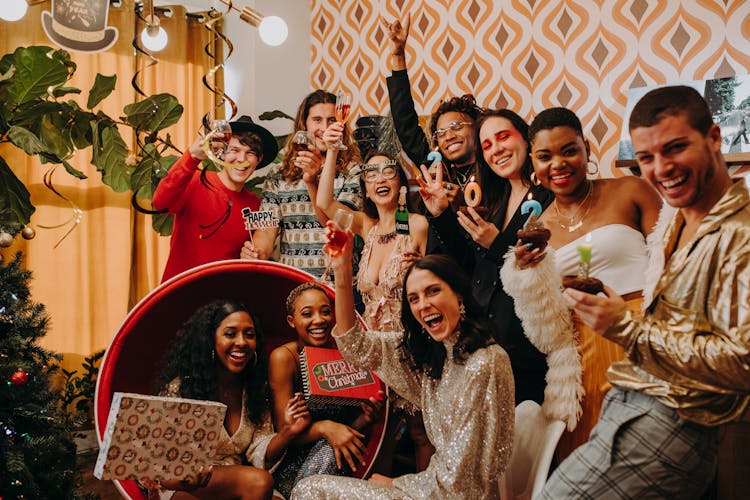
333, 91, 351, 150
320, 208, 354, 282
209, 119, 232, 156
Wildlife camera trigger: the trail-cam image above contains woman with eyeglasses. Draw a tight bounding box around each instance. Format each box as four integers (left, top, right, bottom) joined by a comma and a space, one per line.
317, 122, 435, 473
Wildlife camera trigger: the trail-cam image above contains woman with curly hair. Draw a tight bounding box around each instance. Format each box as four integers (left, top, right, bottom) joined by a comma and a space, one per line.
291, 232, 514, 498
152, 299, 310, 499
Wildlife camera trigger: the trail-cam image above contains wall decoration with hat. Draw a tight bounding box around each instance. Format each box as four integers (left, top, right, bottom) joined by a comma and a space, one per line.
42, 0, 119, 54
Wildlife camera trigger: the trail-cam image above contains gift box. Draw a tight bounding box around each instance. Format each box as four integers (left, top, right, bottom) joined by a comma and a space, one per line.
300, 346, 383, 410
94, 392, 227, 481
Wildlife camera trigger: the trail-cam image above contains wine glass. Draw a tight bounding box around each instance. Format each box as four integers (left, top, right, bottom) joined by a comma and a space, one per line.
319, 208, 354, 282
208, 119, 232, 156
333, 91, 351, 150
292, 130, 313, 154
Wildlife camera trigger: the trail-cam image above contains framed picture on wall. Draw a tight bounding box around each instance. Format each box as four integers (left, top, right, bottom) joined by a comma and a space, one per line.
618, 74, 750, 160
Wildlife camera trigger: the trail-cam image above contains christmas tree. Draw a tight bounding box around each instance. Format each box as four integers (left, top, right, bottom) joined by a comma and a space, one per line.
0, 252, 76, 499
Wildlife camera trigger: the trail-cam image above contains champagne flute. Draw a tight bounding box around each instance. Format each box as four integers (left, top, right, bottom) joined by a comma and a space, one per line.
333, 91, 352, 150
319, 208, 354, 282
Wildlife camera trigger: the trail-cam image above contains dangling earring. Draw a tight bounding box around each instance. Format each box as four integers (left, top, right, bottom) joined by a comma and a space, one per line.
587, 161, 599, 176
459, 302, 466, 321
211, 349, 216, 362
530, 171, 541, 186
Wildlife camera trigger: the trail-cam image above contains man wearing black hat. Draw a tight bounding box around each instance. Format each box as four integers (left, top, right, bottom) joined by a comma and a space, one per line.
153, 116, 278, 282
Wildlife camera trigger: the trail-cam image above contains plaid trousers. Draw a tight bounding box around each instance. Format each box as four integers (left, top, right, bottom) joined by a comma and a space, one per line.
539, 388, 718, 500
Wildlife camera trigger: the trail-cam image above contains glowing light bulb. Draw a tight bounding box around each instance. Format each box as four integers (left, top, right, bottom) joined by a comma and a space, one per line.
140, 25, 168, 52
258, 16, 288, 46
1, 0, 28, 22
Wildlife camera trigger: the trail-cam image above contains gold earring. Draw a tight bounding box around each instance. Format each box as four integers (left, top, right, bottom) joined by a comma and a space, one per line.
587, 161, 599, 176
530, 171, 541, 186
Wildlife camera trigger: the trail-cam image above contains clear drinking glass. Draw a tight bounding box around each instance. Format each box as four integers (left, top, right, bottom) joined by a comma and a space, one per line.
320, 208, 354, 281
333, 91, 352, 150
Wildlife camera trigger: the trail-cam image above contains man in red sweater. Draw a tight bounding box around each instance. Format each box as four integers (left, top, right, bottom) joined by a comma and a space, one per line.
153, 116, 278, 282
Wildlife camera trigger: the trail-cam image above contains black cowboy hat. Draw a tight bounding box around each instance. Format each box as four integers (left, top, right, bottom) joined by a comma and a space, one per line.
230, 115, 279, 169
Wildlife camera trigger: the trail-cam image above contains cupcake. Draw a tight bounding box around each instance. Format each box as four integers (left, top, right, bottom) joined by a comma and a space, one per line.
562, 275, 604, 294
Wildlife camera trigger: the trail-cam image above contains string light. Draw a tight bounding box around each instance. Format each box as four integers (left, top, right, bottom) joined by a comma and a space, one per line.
140, 0, 168, 52
1, 0, 27, 22
218, 0, 288, 47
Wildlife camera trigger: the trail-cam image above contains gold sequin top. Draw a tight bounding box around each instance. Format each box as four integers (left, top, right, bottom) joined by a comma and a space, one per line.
332, 323, 514, 498
605, 180, 750, 426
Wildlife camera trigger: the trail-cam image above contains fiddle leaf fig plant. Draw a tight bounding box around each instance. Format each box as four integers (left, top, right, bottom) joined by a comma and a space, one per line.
0, 45, 184, 237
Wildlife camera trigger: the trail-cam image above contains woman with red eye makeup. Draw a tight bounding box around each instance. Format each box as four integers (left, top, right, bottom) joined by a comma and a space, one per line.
418, 108, 553, 407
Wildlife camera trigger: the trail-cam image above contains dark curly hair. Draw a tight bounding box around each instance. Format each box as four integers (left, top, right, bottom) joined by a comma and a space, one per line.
428, 94, 482, 146
399, 255, 501, 379
359, 150, 416, 219
155, 300, 269, 425
529, 107, 583, 144
474, 108, 534, 219
285, 282, 331, 316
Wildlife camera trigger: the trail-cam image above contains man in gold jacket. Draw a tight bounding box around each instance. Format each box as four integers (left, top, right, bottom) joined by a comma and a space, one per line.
542, 85, 750, 499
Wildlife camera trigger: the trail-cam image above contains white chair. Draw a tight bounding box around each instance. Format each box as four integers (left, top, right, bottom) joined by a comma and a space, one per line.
499, 400, 566, 500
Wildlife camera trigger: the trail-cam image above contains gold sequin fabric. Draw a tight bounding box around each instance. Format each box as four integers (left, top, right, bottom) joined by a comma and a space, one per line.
291, 323, 515, 499
605, 180, 750, 426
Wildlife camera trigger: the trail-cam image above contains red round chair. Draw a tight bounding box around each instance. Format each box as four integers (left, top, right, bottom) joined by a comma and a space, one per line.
95, 260, 387, 499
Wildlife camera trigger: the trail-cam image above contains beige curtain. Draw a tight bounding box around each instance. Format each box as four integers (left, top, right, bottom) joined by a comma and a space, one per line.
0, 1, 217, 369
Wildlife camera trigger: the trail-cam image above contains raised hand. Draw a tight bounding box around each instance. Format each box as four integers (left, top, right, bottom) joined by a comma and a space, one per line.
513, 240, 548, 269
295, 144, 325, 184
417, 163, 450, 216
322, 122, 345, 151
284, 392, 311, 436
386, 12, 411, 56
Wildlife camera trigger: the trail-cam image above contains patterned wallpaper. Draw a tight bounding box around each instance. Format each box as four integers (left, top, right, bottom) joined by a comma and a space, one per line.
310, 0, 750, 177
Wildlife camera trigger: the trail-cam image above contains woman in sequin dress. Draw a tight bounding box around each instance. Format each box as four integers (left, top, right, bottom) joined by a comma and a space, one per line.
151, 300, 310, 500
317, 123, 434, 471
291, 232, 514, 499
269, 283, 385, 498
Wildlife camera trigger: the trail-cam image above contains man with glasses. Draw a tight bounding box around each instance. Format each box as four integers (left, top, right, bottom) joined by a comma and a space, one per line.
385, 13, 481, 205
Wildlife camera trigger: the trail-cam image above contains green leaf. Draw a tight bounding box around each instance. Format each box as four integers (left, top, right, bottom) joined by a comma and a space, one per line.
8, 126, 45, 155
259, 109, 294, 121
7, 46, 71, 105
0, 63, 15, 83
0, 156, 35, 229
131, 143, 159, 199
151, 211, 174, 236
123, 93, 183, 132
39, 114, 72, 160
157, 154, 178, 179
87, 74, 116, 109
11, 100, 66, 129
70, 110, 94, 150
99, 126, 131, 192
62, 160, 87, 180
52, 86, 81, 98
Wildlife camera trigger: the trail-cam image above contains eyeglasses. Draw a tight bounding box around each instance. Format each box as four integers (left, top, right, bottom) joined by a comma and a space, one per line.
433, 121, 472, 139
361, 161, 399, 183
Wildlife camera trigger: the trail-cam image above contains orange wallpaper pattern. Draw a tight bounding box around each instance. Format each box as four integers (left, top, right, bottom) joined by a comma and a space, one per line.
311, 0, 750, 176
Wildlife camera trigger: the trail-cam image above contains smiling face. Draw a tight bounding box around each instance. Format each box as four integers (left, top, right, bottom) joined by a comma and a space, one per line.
530, 125, 590, 200
214, 311, 257, 376
405, 268, 462, 343
479, 116, 528, 180
305, 103, 337, 153
434, 111, 476, 165
287, 288, 334, 347
362, 155, 401, 208
631, 113, 725, 221
219, 137, 260, 191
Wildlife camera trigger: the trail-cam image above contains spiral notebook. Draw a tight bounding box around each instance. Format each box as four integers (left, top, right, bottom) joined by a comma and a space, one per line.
94, 392, 227, 481
300, 346, 383, 409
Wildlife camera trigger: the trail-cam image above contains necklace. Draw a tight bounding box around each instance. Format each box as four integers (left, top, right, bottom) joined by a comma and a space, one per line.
376, 229, 398, 244
554, 181, 594, 233
452, 166, 474, 191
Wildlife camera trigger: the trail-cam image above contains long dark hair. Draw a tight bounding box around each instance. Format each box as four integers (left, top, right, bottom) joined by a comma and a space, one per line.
359, 150, 415, 219
399, 255, 500, 379
475, 108, 534, 219
156, 299, 269, 425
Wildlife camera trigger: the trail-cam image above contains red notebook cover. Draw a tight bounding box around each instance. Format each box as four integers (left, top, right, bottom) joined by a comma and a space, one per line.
300, 346, 383, 408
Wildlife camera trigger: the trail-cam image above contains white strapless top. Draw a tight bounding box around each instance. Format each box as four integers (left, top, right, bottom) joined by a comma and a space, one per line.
555, 224, 648, 296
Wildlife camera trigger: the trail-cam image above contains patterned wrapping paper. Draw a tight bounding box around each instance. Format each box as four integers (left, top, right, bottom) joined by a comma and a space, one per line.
94, 392, 227, 481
